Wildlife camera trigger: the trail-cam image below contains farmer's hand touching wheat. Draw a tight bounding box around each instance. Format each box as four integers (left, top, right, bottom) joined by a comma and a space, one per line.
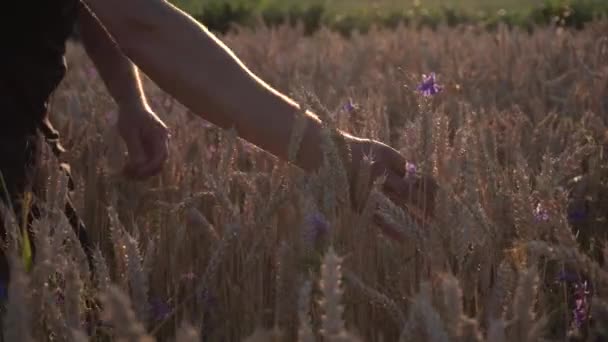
117, 106, 170, 179
347, 135, 437, 241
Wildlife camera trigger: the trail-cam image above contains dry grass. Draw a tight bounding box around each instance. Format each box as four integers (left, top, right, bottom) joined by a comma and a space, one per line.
6, 20, 608, 341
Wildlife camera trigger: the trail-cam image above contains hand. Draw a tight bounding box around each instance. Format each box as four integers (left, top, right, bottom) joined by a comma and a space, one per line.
117, 106, 170, 179
345, 135, 437, 241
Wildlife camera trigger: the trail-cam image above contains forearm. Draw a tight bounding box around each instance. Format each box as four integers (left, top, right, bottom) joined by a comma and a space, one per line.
81, 0, 332, 172
78, 4, 148, 111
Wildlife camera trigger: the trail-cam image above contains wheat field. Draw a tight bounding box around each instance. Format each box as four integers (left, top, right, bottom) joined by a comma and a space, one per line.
5, 20, 608, 342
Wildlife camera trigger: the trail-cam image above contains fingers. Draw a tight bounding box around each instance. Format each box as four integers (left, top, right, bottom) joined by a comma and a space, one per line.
382, 171, 436, 221
138, 129, 169, 178
354, 169, 432, 243
121, 129, 148, 179
380, 145, 407, 178
123, 126, 170, 180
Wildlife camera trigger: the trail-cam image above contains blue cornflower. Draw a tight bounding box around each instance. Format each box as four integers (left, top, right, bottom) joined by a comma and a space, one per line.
572, 281, 590, 328
55, 289, 65, 306
150, 298, 172, 322
417, 73, 442, 96
343, 99, 358, 113
405, 162, 417, 177
533, 202, 550, 222
303, 212, 330, 250
557, 270, 580, 283
197, 288, 218, 308
568, 209, 587, 223
573, 300, 587, 328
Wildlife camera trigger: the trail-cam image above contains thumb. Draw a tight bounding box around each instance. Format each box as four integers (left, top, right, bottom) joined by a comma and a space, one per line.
136, 130, 169, 179
120, 128, 147, 178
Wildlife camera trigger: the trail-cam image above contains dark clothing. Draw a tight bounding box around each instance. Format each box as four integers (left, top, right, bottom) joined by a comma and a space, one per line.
0, 0, 93, 285
2, 0, 79, 135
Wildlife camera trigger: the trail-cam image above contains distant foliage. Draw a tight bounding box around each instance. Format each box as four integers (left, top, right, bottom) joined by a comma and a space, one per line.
165, 0, 608, 35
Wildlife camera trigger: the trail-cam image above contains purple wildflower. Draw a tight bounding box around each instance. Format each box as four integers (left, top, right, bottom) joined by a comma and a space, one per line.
557, 270, 580, 283
197, 288, 218, 308
405, 162, 417, 177
303, 212, 330, 250
417, 73, 442, 97
343, 99, 358, 113
150, 298, 172, 322
568, 208, 587, 223
55, 289, 65, 306
533, 202, 550, 222
572, 281, 590, 328
573, 299, 587, 328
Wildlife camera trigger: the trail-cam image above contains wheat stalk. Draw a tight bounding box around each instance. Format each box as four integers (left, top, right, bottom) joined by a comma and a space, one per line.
174, 322, 201, 342
297, 279, 315, 342
319, 247, 346, 338
3, 254, 33, 342
100, 285, 155, 342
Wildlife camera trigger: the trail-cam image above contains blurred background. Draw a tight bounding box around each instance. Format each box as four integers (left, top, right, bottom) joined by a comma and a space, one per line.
165, 0, 608, 35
